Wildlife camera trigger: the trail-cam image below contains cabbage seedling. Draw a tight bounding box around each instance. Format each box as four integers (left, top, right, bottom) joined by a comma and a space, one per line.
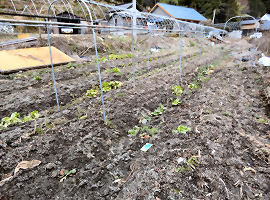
173, 125, 191, 134
172, 85, 183, 96
172, 98, 181, 106
152, 104, 166, 116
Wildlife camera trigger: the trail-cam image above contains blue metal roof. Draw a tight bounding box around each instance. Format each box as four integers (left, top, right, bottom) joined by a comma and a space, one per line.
156, 3, 207, 21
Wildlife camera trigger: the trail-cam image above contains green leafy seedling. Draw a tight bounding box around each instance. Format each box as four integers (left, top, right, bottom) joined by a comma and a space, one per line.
175, 165, 188, 173
102, 82, 112, 92
188, 83, 200, 90
127, 53, 133, 58
106, 67, 122, 74
128, 126, 140, 135
258, 118, 268, 123
24, 111, 40, 122
100, 57, 107, 63
60, 169, 77, 182
0, 112, 22, 129
140, 126, 159, 137
66, 63, 77, 69
109, 54, 118, 60
102, 81, 122, 92
175, 155, 198, 172
105, 119, 114, 129
172, 85, 183, 96
30, 111, 40, 119
186, 156, 198, 169
173, 125, 191, 134
152, 104, 167, 116
172, 98, 181, 106
86, 87, 98, 98
34, 76, 41, 81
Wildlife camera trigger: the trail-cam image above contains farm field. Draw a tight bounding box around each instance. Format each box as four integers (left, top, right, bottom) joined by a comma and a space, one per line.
0, 34, 269, 199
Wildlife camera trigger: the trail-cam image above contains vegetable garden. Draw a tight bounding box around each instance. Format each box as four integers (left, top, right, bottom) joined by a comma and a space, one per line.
0, 0, 269, 199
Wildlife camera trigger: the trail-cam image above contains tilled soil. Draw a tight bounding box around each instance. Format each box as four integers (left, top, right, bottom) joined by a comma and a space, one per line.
0, 36, 200, 118
0, 37, 269, 200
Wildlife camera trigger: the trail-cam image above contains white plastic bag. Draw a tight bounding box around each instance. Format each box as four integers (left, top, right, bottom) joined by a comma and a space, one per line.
250, 32, 262, 39
259, 53, 270, 66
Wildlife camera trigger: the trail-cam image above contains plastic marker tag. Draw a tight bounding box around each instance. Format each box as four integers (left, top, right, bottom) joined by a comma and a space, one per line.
141, 143, 153, 152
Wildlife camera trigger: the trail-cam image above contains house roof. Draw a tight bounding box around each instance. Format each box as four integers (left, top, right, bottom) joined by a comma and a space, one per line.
150, 3, 207, 21
261, 13, 270, 21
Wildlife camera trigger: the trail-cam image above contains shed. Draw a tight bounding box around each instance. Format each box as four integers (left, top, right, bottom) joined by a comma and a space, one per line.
51, 11, 88, 34
241, 19, 261, 30
149, 3, 207, 23
240, 19, 261, 36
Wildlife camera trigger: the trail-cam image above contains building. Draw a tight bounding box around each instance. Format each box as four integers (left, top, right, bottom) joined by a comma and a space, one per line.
260, 13, 270, 32
149, 3, 207, 23
106, 3, 146, 33
51, 11, 88, 34
240, 19, 261, 36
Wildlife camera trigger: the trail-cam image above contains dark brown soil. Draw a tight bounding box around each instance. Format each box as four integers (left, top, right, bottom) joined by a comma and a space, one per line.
0, 35, 269, 200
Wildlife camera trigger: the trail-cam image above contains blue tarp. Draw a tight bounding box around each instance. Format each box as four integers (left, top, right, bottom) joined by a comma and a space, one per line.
156, 3, 207, 21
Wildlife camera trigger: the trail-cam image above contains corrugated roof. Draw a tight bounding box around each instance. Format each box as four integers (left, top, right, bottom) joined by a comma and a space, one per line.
154, 3, 207, 21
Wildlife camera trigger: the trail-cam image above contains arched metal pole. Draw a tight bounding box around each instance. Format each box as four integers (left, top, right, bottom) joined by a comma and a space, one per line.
81, 0, 106, 122
224, 15, 258, 33
147, 29, 151, 76
179, 31, 183, 84
131, 18, 136, 87
47, 0, 60, 112
224, 14, 258, 67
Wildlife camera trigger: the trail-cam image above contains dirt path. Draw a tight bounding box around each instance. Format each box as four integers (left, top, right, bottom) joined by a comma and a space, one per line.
0, 38, 269, 200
